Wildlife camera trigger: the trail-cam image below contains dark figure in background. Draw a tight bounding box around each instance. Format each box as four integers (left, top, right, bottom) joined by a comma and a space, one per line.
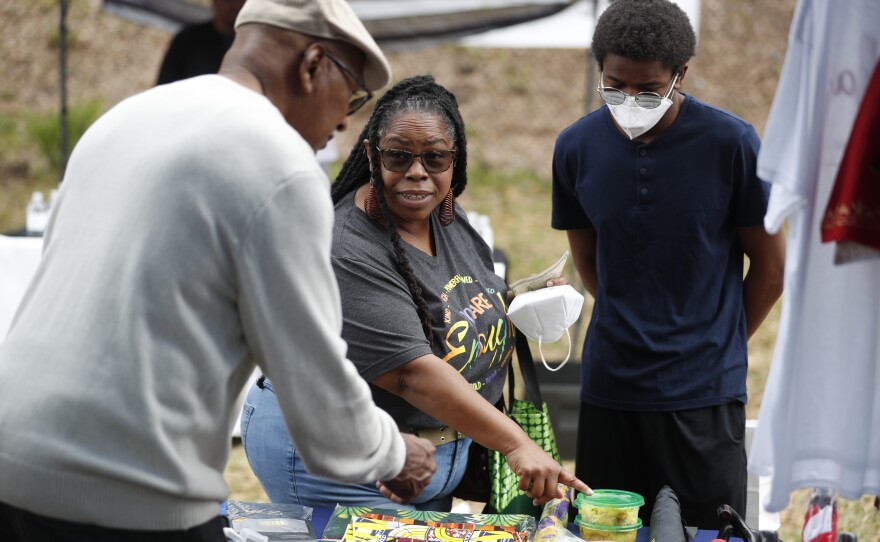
156, 0, 245, 85
551, 0, 785, 530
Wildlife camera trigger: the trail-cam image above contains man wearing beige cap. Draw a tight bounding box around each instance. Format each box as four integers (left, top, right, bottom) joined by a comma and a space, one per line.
0, 0, 435, 540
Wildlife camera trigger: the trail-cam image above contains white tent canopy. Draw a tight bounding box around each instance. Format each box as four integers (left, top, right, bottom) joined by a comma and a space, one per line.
102, 0, 701, 49
101, 0, 575, 46
460, 0, 701, 49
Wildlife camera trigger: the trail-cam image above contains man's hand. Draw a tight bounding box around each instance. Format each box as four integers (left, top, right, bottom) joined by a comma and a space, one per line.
376, 433, 436, 503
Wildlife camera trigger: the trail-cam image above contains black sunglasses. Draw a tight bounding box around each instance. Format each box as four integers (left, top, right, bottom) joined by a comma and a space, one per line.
324, 50, 373, 116
376, 147, 457, 173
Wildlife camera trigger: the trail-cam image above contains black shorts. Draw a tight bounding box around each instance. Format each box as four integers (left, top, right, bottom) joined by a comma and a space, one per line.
575, 402, 747, 531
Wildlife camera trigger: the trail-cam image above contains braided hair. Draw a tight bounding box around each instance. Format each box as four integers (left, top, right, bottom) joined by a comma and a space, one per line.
591, 0, 696, 73
331, 75, 468, 345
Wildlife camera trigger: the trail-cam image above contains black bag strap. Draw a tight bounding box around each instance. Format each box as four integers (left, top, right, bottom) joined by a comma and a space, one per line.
507, 326, 543, 410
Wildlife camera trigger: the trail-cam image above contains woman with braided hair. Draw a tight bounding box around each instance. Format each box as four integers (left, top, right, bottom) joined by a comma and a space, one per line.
241, 75, 590, 511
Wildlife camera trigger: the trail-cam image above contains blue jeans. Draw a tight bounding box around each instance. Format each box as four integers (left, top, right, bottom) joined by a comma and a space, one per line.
240, 379, 471, 511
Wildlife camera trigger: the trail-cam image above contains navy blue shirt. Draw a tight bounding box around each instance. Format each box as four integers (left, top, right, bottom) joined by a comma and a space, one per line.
551, 95, 769, 411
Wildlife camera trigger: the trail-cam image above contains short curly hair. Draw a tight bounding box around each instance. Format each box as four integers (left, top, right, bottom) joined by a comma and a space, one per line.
591, 0, 696, 72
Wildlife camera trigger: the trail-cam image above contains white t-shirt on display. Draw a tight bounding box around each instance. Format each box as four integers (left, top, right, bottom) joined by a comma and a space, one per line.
749, 0, 880, 513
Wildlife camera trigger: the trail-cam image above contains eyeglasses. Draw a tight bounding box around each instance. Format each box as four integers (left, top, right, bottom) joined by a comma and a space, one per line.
324, 50, 373, 116
376, 147, 457, 173
597, 72, 679, 109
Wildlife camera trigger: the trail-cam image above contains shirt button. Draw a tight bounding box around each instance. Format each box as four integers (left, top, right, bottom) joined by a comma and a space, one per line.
640, 149, 647, 156
641, 188, 648, 195
640, 167, 647, 175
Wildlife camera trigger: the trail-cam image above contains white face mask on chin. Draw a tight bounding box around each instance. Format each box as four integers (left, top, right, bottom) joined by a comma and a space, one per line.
607, 95, 674, 140
507, 285, 585, 372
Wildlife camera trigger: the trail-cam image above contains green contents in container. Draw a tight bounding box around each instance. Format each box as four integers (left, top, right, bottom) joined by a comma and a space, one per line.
574, 515, 643, 542
574, 489, 644, 526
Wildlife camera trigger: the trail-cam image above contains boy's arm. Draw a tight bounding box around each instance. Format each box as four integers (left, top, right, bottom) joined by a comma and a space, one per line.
566, 228, 598, 298
739, 225, 786, 338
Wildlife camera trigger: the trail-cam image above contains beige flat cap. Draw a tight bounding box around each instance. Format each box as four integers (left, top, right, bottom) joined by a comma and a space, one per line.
235, 0, 391, 90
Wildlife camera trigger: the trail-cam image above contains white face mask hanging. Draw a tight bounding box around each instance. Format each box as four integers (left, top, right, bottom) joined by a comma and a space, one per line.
507, 284, 585, 372
600, 71, 679, 140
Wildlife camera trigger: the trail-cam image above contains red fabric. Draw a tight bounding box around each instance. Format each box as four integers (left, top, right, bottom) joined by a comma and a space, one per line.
801, 489, 838, 542
821, 60, 880, 250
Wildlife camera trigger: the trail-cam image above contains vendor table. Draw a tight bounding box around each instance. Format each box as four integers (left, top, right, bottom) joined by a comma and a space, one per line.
306, 507, 746, 542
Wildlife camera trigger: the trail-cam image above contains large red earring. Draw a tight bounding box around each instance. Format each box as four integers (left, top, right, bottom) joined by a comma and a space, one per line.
439, 191, 455, 226
364, 182, 383, 221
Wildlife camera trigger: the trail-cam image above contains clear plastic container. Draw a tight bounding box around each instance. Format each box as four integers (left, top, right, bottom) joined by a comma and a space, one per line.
574, 489, 644, 526
574, 515, 642, 542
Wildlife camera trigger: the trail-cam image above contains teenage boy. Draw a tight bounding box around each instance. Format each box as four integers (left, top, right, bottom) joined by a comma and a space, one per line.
551, 0, 785, 529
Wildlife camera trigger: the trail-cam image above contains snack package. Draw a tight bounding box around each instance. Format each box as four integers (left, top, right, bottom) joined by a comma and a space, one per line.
225, 500, 315, 541
535, 485, 572, 542
344, 514, 527, 542
322, 505, 536, 540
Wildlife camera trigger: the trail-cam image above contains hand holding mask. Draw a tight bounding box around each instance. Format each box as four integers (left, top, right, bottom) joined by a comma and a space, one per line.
509, 251, 570, 296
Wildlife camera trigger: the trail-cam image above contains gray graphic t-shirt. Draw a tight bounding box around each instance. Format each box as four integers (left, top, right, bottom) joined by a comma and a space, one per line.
332, 192, 514, 429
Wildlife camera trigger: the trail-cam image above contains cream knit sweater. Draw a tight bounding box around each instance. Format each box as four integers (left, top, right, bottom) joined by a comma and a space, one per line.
0, 76, 403, 530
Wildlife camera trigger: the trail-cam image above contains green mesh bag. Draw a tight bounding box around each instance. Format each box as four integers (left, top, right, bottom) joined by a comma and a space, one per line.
485, 331, 561, 519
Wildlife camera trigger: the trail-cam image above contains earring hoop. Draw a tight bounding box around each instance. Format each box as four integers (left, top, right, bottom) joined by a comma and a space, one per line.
364, 182, 383, 221
439, 191, 455, 226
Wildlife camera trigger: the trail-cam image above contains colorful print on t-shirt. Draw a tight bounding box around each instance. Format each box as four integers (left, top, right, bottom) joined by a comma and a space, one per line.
438, 273, 514, 392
